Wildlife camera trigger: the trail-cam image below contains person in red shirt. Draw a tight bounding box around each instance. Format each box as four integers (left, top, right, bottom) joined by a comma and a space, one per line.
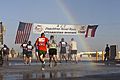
35, 33, 49, 70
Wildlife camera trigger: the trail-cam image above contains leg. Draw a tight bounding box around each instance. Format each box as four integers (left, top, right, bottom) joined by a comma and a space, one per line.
59, 54, 62, 63
63, 54, 67, 62
29, 57, 32, 64
53, 55, 57, 66
74, 54, 78, 63
49, 55, 53, 67
35, 52, 39, 62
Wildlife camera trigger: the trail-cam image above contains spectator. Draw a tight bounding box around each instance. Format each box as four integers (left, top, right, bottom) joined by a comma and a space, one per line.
10, 48, 16, 58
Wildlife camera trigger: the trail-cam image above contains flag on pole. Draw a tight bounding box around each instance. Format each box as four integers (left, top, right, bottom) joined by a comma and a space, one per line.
15, 22, 32, 44
85, 25, 98, 38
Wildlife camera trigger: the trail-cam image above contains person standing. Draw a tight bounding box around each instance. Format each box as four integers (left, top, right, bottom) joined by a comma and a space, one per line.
48, 35, 57, 67
104, 44, 110, 61
59, 38, 67, 63
10, 48, 16, 58
21, 40, 28, 64
26, 41, 34, 65
35, 33, 49, 70
69, 38, 78, 63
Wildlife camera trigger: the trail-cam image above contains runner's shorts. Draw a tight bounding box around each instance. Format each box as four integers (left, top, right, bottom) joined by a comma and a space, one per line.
71, 50, 77, 54
49, 48, 57, 56
23, 49, 27, 56
38, 50, 47, 58
26, 51, 32, 58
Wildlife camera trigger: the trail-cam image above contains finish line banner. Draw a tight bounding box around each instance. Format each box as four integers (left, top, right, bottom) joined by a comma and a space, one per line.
33, 23, 87, 35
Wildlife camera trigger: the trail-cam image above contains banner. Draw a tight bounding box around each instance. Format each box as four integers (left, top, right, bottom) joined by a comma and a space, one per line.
33, 23, 87, 35
85, 25, 98, 37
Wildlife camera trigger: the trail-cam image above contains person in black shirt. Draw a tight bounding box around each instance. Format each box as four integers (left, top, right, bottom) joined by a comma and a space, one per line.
26, 41, 34, 65
1, 44, 9, 66
104, 44, 110, 61
59, 38, 67, 63
21, 40, 27, 63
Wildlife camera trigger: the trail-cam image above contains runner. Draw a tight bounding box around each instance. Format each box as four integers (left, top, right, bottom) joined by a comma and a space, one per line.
1, 44, 9, 66
59, 38, 67, 63
35, 33, 49, 70
26, 41, 34, 65
67, 44, 72, 61
69, 38, 78, 63
48, 35, 57, 67
21, 40, 27, 64
34, 43, 39, 63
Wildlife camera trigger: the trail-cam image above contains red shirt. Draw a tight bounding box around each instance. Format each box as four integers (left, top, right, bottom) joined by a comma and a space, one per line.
35, 36, 48, 51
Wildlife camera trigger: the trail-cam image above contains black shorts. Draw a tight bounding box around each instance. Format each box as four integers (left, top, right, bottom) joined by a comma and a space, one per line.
23, 49, 27, 55
26, 51, 32, 58
60, 47, 66, 54
49, 49, 57, 56
71, 50, 77, 54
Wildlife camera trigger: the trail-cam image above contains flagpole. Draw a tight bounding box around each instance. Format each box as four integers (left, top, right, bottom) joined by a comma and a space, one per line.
0, 22, 3, 45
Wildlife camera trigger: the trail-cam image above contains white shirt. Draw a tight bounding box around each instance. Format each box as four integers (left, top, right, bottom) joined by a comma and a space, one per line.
69, 41, 77, 50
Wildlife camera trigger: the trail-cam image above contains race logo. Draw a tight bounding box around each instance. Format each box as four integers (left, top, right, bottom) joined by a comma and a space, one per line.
35, 25, 43, 33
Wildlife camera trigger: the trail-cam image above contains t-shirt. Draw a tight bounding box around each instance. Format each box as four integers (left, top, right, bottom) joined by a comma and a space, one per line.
105, 47, 109, 53
2, 47, 9, 55
27, 44, 33, 52
36, 36, 48, 51
69, 41, 77, 50
49, 40, 57, 49
21, 43, 27, 50
59, 41, 67, 53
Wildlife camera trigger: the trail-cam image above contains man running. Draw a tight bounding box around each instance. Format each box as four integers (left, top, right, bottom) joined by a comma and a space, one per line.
59, 38, 67, 63
69, 38, 78, 63
26, 41, 34, 65
48, 35, 57, 67
21, 40, 27, 64
35, 33, 49, 70
1, 44, 9, 65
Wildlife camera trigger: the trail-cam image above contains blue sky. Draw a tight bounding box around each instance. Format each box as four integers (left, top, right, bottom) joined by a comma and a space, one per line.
0, 0, 120, 52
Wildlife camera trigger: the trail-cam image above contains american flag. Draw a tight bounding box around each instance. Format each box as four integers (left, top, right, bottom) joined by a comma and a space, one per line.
15, 22, 32, 44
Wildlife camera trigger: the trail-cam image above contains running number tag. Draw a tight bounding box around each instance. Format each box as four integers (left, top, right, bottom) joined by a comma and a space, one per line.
28, 45, 32, 49
61, 42, 66, 47
39, 38, 45, 42
27, 45, 32, 51
39, 38, 45, 46
23, 44, 27, 47
3, 47, 7, 50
